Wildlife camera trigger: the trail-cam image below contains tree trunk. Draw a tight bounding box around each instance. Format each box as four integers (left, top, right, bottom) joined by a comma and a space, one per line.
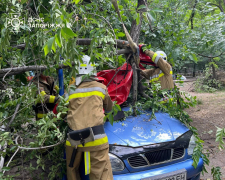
130, 0, 146, 44
189, 0, 198, 29
212, 64, 216, 79
193, 63, 196, 77
129, 0, 146, 115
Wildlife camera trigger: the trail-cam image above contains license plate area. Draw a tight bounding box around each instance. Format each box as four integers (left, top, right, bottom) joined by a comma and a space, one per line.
141, 169, 187, 180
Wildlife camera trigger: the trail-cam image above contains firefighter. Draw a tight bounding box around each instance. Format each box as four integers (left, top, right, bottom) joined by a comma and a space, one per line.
65, 55, 114, 180
33, 73, 59, 120
140, 45, 174, 102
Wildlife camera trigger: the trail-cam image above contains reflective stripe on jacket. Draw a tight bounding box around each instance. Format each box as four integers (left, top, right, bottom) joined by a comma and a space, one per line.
65, 80, 113, 135
142, 51, 174, 90
33, 77, 58, 119
65, 136, 108, 148
66, 87, 106, 102
149, 68, 173, 83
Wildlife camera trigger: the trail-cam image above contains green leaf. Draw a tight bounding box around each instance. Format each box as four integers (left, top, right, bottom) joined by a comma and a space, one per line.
189, 53, 198, 63
55, 33, 62, 48
61, 28, 77, 40
115, 104, 121, 111
21, 0, 28, 4
52, 40, 56, 53
137, 5, 146, 10
136, 13, 140, 25
133, 13, 137, 21
108, 113, 114, 125
147, 12, 155, 21
117, 32, 125, 37
66, 60, 72, 67
10, 146, 17, 151
73, 0, 80, 4
43, 37, 55, 56
80, 5, 86, 12
152, 8, 163, 12
2, 167, 10, 171
63, 27, 76, 37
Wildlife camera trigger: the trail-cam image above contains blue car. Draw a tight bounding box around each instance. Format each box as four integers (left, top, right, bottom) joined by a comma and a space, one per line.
104, 106, 203, 180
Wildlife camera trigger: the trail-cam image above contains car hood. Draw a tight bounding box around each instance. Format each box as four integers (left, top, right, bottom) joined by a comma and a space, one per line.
104, 107, 189, 147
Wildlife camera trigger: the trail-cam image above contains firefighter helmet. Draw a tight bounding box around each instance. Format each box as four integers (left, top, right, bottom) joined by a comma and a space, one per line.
156, 51, 167, 61
78, 55, 96, 76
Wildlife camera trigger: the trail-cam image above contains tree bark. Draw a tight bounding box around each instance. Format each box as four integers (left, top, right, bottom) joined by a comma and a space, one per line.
128, 0, 149, 115
193, 63, 196, 77
189, 0, 198, 29
212, 63, 216, 79
13, 39, 130, 50
130, 0, 145, 44
0, 48, 132, 78
209, 3, 224, 12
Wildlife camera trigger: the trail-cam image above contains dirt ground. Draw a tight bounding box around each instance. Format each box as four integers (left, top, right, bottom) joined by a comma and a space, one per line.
178, 79, 225, 180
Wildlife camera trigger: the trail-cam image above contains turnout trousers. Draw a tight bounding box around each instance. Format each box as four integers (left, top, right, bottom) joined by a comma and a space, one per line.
66, 144, 113, 180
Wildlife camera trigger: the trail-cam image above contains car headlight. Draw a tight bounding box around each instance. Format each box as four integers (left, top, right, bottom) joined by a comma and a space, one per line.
187, 135, 196, 155
109, 153, 124, 172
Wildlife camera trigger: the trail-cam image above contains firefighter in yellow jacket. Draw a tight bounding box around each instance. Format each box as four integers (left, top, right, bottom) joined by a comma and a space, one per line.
140, 46, 174, 102
33, 74, 59, 120
65, 55, 114, 180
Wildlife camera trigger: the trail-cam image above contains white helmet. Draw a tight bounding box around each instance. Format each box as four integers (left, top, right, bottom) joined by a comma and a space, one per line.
156, 51, 167, 61
78, 55, 96, 76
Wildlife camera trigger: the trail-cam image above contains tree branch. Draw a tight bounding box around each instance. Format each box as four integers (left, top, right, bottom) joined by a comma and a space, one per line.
5, 73, 41, 131
189, 0, 198, 29
209, 3, 224, 12
13, 39, 129, 50
143, 0, 154, 32
197, 52, 225, 58
0, 65, 47, 78
0, 48, 132, 78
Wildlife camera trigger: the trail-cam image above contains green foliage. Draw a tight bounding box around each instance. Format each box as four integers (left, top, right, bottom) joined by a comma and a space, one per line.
130, 82, 208, 172
194, 65, 221, 92
215, 127, 225, 151
104, 102, 121, 125
211, 166, 222, 180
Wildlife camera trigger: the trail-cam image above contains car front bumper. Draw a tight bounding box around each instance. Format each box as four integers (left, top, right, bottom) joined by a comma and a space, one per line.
113, 158, 203, 180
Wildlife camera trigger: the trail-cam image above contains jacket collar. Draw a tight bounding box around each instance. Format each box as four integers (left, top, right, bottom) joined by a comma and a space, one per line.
75, 76, 97, 86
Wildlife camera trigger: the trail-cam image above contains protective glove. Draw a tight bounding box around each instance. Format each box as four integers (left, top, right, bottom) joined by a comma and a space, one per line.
140, 70, 149, 79
140, 44, 147, 53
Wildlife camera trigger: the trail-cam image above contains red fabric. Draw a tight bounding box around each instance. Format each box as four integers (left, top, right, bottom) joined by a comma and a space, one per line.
26, 76, 33, 81
97, 63, 133, 105
139, 63, 145, 70
53, 103, 58, 114
53, 50, 155, 110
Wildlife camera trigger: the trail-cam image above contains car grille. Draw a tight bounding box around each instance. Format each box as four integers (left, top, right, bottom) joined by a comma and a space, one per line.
172, 148, 185, 159
127, 148, 185, 168
128, 155, 148, 167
